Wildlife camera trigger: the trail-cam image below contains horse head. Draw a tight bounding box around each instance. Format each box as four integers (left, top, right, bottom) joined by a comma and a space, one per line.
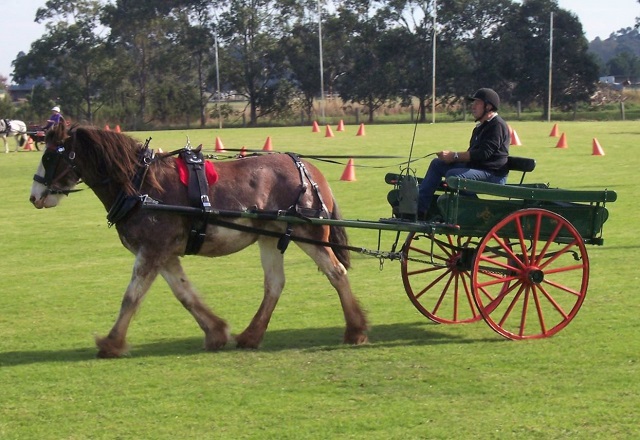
30, 124, 81, 208
30, 124, 163, 209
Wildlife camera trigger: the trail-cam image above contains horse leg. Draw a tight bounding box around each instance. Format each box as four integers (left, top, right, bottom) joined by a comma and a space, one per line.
235, 238, 285, 349
159, 256, 230, 350
2, 136, 7, 154
95, 253, 159, 358
298, 242, 368, 345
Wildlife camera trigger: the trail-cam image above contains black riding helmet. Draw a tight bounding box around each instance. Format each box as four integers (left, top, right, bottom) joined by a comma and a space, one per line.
467, 88, 500, 111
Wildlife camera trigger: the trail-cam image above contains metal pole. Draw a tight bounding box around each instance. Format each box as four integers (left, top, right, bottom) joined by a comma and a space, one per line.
318, 0, 326, 123
547, 12, 553, 123
431, 0, 437, 124
214, 30, 222, 129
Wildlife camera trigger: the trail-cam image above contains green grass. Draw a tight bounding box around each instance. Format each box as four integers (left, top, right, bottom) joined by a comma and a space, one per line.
1, 121, 639, 439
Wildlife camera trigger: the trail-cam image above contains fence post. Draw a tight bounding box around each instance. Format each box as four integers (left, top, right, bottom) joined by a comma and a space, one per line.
517, 101, 521, 120
620, 101, 626, 120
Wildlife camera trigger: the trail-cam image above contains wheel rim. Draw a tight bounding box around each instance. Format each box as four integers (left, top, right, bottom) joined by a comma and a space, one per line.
402, 231, 482, 324
472, 209, 589, 340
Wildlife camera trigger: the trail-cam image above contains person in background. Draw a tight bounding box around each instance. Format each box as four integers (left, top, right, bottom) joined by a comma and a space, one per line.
42, 106, 65, 131
417, 88, 510, 220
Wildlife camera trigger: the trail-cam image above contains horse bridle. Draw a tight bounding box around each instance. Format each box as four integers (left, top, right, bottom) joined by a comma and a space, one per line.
33, 143, 82, 196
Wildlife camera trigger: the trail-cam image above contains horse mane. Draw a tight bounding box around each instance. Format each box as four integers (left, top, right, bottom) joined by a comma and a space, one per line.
66, 125, 166, 195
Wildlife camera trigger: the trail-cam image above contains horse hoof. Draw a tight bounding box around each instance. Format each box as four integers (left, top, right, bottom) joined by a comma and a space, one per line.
344, 332, 369, 345
204, 339, 227, 351
96, 350, 123, 359
95, 336, 128, 358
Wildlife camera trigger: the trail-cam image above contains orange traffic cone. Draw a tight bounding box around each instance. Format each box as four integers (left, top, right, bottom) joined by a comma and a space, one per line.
215, 136, 226, 152
340, 159, 356, 181
115, 125, 121, 133
263, 136, 273, 151
337, 120, 345, 132
592, 138, 605, 156
24, 137, 35, 151
312, 121, 320, 133
104, 124, 111, 131
510, 129, 522, 146
549, 123, 559, 137
325, 125, 334, 138
239, 146, 247, 157
356, 123, 365, 136
556, 133, 568, 149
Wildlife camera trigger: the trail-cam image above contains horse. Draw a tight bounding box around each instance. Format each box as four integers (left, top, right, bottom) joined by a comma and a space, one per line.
0, 119, 28, 153
29, 123, 368, 357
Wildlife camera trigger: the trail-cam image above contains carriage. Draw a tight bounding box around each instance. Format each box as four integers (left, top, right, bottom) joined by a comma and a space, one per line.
141, 150, 616, 341
29, 125, 616, 357
26, 124, 45, 150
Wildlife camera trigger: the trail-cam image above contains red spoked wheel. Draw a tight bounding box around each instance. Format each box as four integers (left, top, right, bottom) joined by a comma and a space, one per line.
401, 232, 482, 324
472, 208, 589, 340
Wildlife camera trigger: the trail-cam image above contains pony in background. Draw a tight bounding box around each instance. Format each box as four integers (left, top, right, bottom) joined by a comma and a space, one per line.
1, 119, 28, 153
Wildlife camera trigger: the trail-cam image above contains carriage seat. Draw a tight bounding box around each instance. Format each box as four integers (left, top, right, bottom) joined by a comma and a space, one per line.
507, 156, 536, 184
385, 156, 536, 221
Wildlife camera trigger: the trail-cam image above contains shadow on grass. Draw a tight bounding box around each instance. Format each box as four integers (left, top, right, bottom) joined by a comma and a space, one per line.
0, 321, 503, 367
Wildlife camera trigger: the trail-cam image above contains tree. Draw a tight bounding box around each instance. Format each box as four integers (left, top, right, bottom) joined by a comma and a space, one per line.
334, 4, 400, 123
282, 22, 321, 123
13, 0, 110, 124
495, 0, 599, 115
216, 0, 307, 126
607, 51, 640, 79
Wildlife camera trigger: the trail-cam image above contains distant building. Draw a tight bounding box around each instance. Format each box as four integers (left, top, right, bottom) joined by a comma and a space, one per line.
7, 77, 50, 102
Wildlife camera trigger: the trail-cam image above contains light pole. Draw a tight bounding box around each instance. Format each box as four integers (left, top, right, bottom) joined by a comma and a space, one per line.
318, 0, 326, 123
547, 12, 554, 122
432, 0, 437, 124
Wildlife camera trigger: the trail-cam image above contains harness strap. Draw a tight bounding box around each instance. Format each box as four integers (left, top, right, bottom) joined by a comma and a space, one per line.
285, 153, 329, 218
107, 141, 153, 227
180, 146, 213, 255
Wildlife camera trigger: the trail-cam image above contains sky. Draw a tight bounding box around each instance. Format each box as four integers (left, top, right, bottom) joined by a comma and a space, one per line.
1, 0, 639, 84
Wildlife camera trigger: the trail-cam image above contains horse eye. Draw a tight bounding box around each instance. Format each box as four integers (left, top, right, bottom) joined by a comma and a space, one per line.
57, 146, 65, 153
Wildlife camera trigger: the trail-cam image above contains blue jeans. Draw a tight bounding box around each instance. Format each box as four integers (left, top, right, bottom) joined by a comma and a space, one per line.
418, 158, 507, 214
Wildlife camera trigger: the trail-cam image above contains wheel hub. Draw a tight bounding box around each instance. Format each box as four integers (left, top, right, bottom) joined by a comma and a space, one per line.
526, 268, 545, 284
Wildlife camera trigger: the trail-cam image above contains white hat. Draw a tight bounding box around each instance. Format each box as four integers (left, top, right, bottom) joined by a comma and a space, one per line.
52, 106, 60, 112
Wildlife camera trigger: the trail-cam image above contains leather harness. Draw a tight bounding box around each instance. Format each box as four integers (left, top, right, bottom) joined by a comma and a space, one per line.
107, 144, 329, 256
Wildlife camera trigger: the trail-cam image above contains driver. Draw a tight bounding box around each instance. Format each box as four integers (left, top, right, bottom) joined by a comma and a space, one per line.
42, 106, 65, 131
417, 88, 510, 220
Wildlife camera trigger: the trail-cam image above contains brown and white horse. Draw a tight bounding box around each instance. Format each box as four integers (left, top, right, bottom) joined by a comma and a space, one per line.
29, 124, 368, 357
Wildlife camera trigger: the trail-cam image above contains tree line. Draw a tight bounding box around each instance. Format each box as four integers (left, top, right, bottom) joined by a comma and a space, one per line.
6, 0, 601, 129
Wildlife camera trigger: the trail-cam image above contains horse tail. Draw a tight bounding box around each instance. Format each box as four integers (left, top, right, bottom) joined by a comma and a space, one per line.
18, 135, 26, 147
329, 197, 351, 270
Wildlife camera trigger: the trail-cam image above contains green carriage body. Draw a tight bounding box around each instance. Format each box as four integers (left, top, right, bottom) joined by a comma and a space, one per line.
437, 177, 616, 245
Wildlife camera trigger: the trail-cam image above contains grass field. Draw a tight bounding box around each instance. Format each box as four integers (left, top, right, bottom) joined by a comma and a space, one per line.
1, 120, 638, 439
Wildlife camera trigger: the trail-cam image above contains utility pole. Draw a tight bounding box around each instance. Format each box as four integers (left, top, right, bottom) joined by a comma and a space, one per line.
432, 0, 437, 124
547, 12, 554, 122
318, 0, 326, 124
